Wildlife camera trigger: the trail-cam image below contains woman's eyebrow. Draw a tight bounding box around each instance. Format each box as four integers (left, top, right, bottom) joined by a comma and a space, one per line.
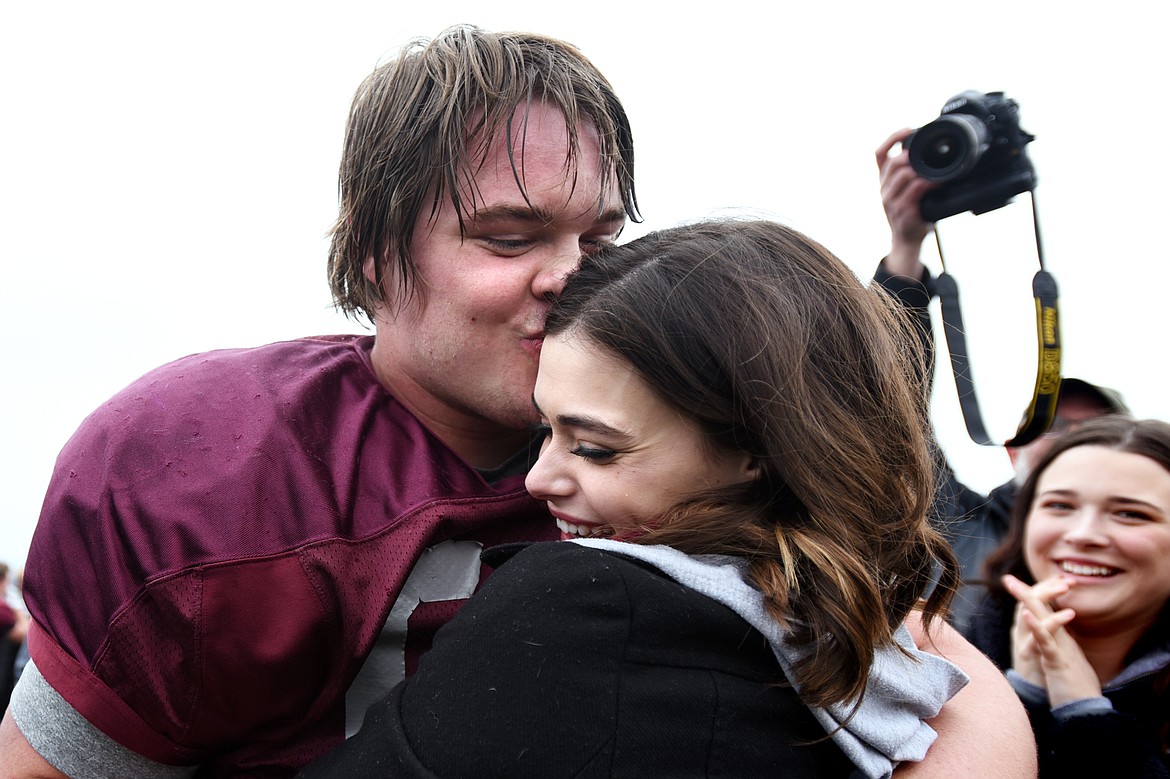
530, 396, 633, 441
1109, 496, 1166, 512
1036, 489, 1077, 499
554, 413, 632, 440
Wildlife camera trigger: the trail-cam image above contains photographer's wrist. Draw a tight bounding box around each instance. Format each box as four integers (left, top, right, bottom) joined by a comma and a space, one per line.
884, 241, 927, 281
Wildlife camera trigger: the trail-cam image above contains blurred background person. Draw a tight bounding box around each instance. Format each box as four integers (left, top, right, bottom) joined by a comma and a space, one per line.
10, 569, 28, 689
0, 563, 29, 713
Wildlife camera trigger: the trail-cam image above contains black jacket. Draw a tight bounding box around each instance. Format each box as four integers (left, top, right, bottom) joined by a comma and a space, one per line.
970, 594, 1170, 778
299, 542, 853, 778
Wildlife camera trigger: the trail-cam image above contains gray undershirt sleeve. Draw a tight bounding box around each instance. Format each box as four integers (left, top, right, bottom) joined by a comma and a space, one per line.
10, 661, 197, 779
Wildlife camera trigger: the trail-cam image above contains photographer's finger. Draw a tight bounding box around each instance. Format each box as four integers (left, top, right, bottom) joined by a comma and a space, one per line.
876, 128, 914, 170
881, 160, 917, 205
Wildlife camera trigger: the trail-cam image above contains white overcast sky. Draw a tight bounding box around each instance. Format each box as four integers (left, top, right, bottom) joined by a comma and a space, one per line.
3, 1, 1167, 569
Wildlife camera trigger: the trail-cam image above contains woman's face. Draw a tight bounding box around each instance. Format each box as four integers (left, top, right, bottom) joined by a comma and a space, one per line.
1024, 445, 1170, 634
525, 333, 755, 539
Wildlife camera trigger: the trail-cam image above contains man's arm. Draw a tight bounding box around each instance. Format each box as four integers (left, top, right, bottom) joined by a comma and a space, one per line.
898, 612, 1037, 777
0, 707, 68, 779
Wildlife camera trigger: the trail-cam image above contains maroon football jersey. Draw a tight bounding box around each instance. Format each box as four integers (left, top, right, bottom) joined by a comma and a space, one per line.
23, 335, 556, 776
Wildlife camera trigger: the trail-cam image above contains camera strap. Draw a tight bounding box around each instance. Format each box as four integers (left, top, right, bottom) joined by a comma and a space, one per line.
933, 190, 1062, 447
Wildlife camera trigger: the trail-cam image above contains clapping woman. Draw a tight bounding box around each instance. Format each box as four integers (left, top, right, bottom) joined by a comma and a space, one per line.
972, 415, 1170, 777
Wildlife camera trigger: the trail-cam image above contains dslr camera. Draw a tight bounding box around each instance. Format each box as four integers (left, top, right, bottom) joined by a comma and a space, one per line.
906, 90, 1037, 222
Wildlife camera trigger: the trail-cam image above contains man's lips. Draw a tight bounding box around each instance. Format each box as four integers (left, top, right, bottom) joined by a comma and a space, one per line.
520, 334, 544, 359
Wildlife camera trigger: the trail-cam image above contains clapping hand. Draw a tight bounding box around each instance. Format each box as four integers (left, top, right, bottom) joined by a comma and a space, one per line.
1002, 574, 1103, 707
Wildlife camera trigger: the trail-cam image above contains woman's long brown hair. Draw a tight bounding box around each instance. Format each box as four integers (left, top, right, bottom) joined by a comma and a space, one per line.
546, 219, 958, 708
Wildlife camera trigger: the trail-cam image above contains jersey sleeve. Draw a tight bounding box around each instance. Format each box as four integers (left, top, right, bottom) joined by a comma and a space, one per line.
24, 550, 355, 772
10, 660, 197, 779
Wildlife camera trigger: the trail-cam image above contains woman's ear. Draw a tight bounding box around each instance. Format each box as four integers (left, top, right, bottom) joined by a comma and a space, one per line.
708, 446, 761, 488
738, 452, 763, 484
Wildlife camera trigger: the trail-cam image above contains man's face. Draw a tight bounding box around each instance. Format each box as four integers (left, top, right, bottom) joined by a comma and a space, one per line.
1008, 394, 1113, 482
369, 101, 625, 467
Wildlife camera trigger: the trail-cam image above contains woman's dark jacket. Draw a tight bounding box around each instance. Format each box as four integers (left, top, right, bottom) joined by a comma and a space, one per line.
299, 541, 853, 778
969, 594, 1170, 778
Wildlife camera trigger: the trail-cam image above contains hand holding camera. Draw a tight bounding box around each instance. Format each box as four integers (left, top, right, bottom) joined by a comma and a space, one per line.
875, 128, 935, 277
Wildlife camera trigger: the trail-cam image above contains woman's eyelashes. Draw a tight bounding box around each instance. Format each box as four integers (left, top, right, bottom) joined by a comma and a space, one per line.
532, 422, 618, 462
1111, 504, 1160, 523
570, 443, 618, 462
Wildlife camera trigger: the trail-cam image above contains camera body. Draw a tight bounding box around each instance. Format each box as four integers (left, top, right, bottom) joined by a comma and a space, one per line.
907, 90, 1037, 222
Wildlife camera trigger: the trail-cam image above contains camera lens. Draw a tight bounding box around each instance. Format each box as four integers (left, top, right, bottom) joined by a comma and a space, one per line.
921, 137, 960, 170
908, 114, 991, 183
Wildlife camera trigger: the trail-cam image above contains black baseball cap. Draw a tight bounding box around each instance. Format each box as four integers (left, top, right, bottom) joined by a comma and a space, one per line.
1059, 377, 1129, 415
